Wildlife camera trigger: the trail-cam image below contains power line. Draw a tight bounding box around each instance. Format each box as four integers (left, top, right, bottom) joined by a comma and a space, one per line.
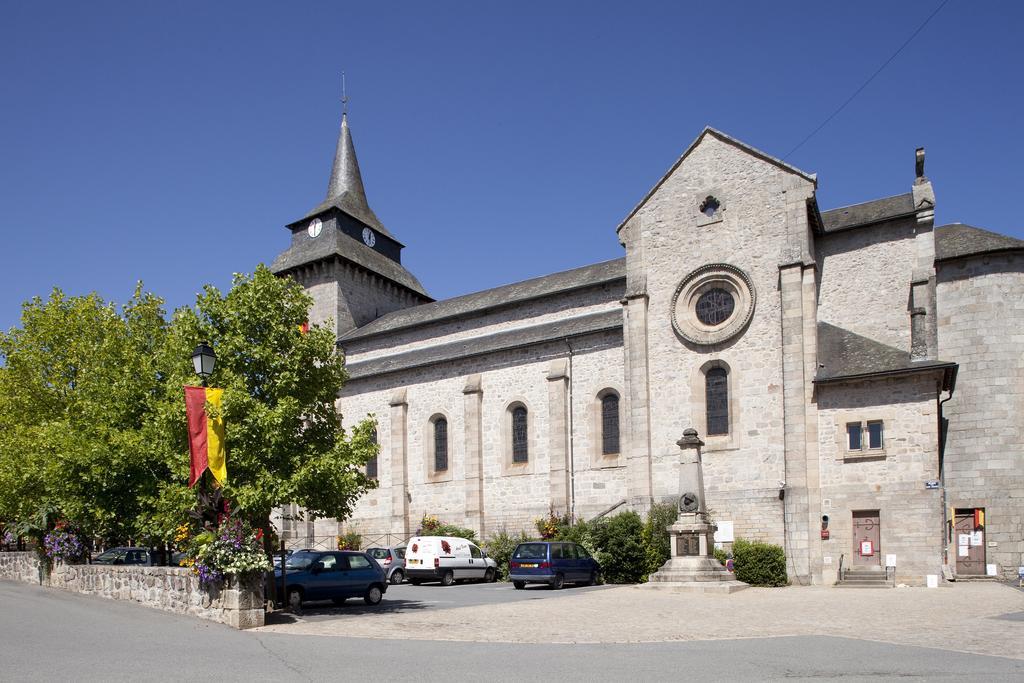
783, 0, 951, 160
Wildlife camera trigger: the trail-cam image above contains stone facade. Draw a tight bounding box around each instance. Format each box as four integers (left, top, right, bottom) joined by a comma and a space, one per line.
272, 119, 1024, 587
0, 553, 264, 629
937, 251, 1024, 579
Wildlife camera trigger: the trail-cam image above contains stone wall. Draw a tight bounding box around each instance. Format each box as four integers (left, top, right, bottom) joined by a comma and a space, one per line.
937, 251, 1024, 579
337, 329, 626, 540
816, 374, 945, 585
816, 218, 921, 353
0, 553, 264, 629
618, 133, 813, 578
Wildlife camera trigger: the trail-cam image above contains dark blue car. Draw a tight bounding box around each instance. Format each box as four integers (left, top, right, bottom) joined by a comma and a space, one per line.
275, 550, 388, 608
509, 541, 602, 590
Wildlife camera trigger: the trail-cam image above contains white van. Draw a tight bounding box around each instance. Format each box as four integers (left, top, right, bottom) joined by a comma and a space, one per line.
404, 536, 498, 586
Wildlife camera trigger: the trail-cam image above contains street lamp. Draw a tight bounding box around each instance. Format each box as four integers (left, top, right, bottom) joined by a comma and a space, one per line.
191, 341, 216, 385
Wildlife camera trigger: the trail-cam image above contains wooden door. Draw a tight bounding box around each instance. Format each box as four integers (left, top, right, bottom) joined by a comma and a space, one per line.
954, 510, 986, 575
852, 510, 881, 567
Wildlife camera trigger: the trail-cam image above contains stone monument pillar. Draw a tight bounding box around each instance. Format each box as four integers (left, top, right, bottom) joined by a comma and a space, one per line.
645, 428, 747, 593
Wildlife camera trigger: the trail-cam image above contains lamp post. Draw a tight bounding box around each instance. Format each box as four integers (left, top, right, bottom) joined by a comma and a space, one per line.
191, 341, 216, 386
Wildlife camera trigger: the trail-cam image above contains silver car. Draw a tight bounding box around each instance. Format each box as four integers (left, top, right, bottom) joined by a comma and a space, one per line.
366, 546, 407, 584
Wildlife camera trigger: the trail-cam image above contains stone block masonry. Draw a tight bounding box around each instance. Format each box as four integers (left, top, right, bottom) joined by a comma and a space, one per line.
0, 553, 264, 629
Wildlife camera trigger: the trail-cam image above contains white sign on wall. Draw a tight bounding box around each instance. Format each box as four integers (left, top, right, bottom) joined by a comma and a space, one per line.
714, 521, 734, 543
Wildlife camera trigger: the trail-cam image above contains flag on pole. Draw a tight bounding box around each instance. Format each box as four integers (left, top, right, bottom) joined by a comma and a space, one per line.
185, 386, 227, 487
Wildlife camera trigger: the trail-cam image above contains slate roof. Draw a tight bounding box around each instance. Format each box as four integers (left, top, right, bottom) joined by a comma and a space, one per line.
270, 228, 430, 298
820, 193, 917, 233
814, 322, 955, 388
935, 223, 1024, 262
344, 309, 623, 379
341, 258, 626, 343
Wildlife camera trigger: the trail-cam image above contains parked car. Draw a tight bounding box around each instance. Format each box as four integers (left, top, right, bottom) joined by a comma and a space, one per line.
366, 546, 407, 585
404, 536, 498, 585
509, 541, 601, 590
271, 548, 295, 569
273, 549, 388, 608
92, 547, 153, 566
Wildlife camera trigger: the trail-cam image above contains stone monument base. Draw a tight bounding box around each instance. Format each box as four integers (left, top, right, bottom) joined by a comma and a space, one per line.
644, 519, 748, 594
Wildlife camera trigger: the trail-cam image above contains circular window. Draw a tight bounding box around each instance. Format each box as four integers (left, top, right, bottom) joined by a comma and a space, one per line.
695, 288, 735, 326
671, 264, 756, 345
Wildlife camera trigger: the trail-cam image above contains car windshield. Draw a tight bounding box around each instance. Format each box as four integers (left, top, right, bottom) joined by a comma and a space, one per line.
284, 551, 318, 570
93, 549, 128, 564
512, 543, 548, 560
367, 548, 389, 559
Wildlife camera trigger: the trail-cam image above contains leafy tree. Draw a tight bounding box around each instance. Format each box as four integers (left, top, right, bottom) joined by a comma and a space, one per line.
0, 287, 168, 542
145, 265, 378, 547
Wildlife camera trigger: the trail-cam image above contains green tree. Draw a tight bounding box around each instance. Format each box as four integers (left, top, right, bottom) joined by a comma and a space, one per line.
0, 287, 168, 542
145, 265, 378, 546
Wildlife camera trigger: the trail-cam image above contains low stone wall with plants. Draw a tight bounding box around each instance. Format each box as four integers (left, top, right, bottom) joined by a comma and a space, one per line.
0, 552, 264, 629
0, 551, 45, 584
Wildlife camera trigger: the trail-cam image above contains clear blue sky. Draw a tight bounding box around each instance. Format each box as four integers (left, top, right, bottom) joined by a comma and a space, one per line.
2, 1, 1021, 333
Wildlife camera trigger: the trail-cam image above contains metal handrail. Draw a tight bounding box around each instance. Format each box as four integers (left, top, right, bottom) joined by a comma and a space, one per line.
838, 553, 845, 583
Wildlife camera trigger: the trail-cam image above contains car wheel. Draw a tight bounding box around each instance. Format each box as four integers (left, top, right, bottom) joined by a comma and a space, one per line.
331, 597, 346, 606
593, 570, 603, 586
287, 587, 303, 610
551, 573, 565, 590
390, 569, 404, 585
513, 581, 526, 590
484, 568, 496, 583
441, 570, 455, 586
364, 585, 383, 605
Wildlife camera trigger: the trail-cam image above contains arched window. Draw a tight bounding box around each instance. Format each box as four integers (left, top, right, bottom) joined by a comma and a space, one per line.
433, 418, 448, 471
512, 406, 528, 463
705, 367, 729, 435
601, 393, 620, 455
366, 427, 378, 480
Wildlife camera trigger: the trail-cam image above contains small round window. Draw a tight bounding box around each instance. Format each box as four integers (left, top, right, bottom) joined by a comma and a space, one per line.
695, 288, 735, 326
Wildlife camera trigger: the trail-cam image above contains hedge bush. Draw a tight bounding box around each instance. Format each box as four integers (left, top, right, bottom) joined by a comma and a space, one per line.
641, 502, 678, 577
731, 538, 788, 586
484, 530, 530, 581
589, 510, 647, 584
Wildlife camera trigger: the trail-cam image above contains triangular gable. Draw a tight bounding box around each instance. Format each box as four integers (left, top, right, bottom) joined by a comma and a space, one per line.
617, 127, 817, 232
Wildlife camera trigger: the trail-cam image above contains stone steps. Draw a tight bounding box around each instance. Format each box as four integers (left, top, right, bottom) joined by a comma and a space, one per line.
837, 569, 890, 588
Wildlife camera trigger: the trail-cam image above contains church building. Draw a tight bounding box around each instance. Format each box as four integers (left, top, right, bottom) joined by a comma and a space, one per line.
271, 109, 1023, 586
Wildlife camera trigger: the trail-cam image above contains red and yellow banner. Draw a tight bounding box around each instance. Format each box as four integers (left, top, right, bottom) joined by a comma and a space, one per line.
185, 386, 227, 487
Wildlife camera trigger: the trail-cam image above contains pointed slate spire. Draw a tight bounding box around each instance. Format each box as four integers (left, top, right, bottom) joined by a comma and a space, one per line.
305, 110, 394, 240
326, 113, 370, 210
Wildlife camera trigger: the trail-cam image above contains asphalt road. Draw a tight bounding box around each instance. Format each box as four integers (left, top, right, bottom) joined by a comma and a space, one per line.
286, 578, 612, 619
4, 580, 1024, 681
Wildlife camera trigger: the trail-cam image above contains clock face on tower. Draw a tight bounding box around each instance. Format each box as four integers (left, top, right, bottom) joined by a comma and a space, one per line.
362, 227, 376, 247
307, 218, 323, 238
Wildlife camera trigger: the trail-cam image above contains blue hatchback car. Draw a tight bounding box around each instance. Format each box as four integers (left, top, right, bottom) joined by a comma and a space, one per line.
509, 541, 602, 590
275, 550, 388, 608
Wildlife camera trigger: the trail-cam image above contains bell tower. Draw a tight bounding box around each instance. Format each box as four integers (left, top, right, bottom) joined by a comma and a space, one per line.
271, 105, 431, 337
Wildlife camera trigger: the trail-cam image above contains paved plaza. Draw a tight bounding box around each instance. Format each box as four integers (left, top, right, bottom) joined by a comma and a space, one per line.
258, 581, 1024, 661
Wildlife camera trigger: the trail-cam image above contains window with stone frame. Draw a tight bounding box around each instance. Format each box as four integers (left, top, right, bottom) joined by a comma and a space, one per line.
600, 392, 620, 455
867, 421, 883, 449
846, 421, 884, 451
511, 406, 529, 463
705, 367, 729, 435
366, 427, 378, 480
433, 418, 448, 471
847, 422, 863, 450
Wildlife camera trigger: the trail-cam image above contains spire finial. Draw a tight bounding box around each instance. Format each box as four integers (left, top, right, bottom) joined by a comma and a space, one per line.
341, 71, 348, 116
